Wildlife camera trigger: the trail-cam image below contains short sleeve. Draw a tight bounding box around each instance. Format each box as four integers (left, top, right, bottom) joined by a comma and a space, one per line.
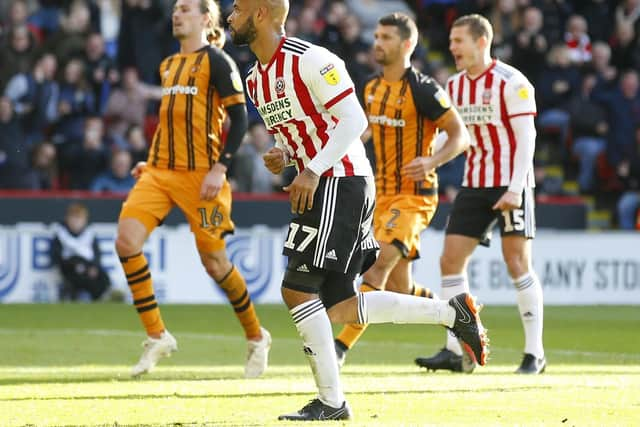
503, 73, 537, 118
207, 47, 246, 107
300, 46, 355, 110
410, 71, 451, 121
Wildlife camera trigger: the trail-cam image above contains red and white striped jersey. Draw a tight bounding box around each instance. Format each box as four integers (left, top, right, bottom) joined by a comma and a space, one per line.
447, 59, 537, 188
245, 37, 372, 177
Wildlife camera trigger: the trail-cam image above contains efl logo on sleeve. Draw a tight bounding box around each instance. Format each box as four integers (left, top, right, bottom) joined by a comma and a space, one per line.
320, 63, 340, 85
230, 71, 243, 92
434, 89, 451, 109
517, 84, 530, 100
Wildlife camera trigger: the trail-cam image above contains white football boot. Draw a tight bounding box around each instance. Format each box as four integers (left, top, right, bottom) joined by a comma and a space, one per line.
131, 330, 178, 377
244, 327, 271, 378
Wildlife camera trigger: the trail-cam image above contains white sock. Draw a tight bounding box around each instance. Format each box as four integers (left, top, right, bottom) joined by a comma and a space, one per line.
290, 299, 344, 408
357, 291, 455, 326
440, 275, 468, 355
514, 272, 544, 359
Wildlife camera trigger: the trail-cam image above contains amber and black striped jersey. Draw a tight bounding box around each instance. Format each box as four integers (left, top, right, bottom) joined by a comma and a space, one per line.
362, 67, 451, 196
148, 45, 245, 171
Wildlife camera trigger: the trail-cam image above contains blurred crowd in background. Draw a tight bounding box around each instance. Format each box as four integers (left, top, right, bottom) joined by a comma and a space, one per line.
0, 0, 639, 229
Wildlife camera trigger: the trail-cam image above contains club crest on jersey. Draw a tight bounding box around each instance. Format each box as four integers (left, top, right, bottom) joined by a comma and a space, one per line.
434, 89, 451, 109
320, 63, 340, 85
275, 77, 286, 95
482, 89, 492, 104
396, 96, 405, 105
189, 64, 200, 75
162, 70, 170, 82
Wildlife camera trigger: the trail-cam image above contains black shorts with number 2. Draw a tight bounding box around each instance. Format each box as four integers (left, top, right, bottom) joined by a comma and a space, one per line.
445, 186, 536, 247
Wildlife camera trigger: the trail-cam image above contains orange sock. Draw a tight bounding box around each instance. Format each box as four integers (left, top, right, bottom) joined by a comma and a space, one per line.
120, 252, 164, 336
411, 282, 435, 298
219, 266, 261, 340
335, 282, 379, 350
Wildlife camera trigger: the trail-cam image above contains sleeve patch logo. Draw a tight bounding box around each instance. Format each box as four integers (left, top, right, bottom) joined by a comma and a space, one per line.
434, 89, 451, 109
231, 71, 243, 92
320, 63, 340, 85
517, 84, 529, 100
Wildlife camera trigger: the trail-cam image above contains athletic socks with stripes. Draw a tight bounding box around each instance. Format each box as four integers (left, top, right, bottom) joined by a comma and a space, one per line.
120, 252, 165, 336
514, 271, 545, 359
290, 299, 345, 408
218, 266, 262, 340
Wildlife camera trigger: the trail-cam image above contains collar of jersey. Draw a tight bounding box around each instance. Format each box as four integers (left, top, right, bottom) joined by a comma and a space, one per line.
465, 58, 497, 82
258, 36, 287, 73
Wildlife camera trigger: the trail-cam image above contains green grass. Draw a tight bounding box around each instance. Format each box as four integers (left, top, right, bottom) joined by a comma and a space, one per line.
1, 304, 639, 426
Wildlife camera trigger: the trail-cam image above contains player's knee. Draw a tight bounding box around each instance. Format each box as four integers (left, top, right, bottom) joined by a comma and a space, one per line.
504, 252, 529, 278
115, 232, 141, 257
200, 252, 231, 282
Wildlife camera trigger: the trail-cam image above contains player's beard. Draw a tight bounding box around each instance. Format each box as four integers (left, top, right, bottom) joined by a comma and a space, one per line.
230, 17, 257, 46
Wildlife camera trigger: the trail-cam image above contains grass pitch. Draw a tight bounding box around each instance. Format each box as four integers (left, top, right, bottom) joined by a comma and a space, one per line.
1, 304, 639, 426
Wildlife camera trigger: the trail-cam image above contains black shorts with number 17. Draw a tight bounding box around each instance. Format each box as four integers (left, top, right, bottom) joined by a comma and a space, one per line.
445, 186, 536, 247
282, 175, 379, 277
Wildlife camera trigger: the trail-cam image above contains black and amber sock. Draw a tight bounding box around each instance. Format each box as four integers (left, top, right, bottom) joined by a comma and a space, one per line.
120, 252, 164, 336
219, 266, 261, 340
411, 282, 435, 299
335, 281, 379, 350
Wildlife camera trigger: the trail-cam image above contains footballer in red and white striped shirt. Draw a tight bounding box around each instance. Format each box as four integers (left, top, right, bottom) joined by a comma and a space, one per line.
416, 14, 546, 376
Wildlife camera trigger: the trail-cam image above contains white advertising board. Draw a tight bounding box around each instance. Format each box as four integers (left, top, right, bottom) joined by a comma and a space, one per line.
1, 224, 638, 305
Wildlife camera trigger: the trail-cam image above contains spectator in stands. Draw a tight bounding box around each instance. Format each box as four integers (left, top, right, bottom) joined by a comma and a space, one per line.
117, 0, 172, 85
41, 0, 91, 67
0, 96, 32, 189
103, 67, 161, 140
27, 141, 57, 189
90, 148, 134, 193
593, 70, 640, 168
231, 122, 277, 193
50, 202, 111, 301
536, 44, 581, 158
94, 0, 120, 58
1, 0, 36, 40
338, 13, 373, 90
4, 52, 59, 146
587, 41, 618, 90
27, 0, 61, 39
616, 127, 640, 229
564, 14, 592, 64
52, 58, 96, 145
573, 0, 614, 42
318, 0, 348, 55
610, 20, 640, 71
512, 6, 548, 84
83, 32, 119, 113
568, 74, 608, 193
0, 24, 38, 93
124, 124, 148, 164
535, 0, 573, 45
60, 115, 109, 189
615, 0, 640, 35
489, 0, 520, 62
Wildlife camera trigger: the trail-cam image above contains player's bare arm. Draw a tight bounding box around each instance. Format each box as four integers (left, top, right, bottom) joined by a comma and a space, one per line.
402, 108, 469, 181
283, 168, 319, 214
